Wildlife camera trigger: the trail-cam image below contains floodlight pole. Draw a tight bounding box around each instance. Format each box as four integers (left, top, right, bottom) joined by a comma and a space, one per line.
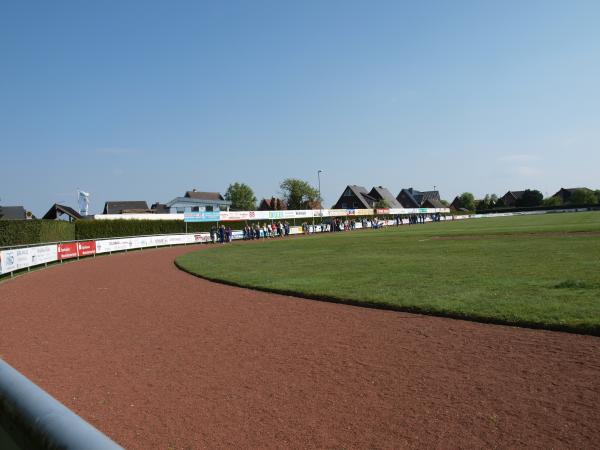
317, 170, 323, 224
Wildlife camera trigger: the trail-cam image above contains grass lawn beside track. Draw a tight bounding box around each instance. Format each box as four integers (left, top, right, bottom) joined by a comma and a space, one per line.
176, 212, 600, 334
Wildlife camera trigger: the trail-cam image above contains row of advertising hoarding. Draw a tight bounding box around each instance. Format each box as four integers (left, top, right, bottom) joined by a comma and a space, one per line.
4, 207, 584, 277
183, 208, 450, 222
0, 211, 457, 275
94, 208, 450, 222
0, 226, 314, 275
0, 233, 211, 276
0, 218, 384, 275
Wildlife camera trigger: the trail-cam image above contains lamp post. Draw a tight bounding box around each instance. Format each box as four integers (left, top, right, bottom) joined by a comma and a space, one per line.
317, 170, 323, 223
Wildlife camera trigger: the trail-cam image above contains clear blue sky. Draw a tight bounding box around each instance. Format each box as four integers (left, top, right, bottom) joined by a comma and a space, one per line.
2, 0, 599, 215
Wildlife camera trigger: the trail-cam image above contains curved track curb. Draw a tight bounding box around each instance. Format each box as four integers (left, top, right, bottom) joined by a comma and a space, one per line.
174, 249, 600, 337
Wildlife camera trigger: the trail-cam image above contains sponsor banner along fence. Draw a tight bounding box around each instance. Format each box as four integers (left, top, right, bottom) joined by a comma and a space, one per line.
105, 207, 451, 223
0, 245, 58, 274
57, 243, 78, 260
0, 211, 459, 276
94, 233, 208, 254
4, 207, 588, 277
0, 233, 211, 275
78, 241, 97, 256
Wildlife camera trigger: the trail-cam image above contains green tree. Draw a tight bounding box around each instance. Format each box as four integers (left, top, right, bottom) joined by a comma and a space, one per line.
478, 194, 494, 211
280, 178, 320, 210
459, 192, 475, 211
489, 194, 499, 208
478, 194, 498, 210
542, 196, 562, 207
373, 199, 390, 209
570, 189, 598, 205
516, 189, 543, 207
224, 182, 256, 211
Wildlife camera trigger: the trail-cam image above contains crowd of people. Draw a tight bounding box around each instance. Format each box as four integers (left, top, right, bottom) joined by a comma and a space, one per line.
209, 222, 293, 243
209, 225, 233, 244
208, 214, 445, 244
243, 221, 291, 239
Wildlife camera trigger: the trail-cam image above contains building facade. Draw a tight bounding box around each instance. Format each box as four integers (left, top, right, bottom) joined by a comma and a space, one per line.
331, 185, 376, 209
166, 190, 231, 214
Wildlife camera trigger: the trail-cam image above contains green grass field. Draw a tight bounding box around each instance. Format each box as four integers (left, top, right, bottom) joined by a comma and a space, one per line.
176, 212, 600, 335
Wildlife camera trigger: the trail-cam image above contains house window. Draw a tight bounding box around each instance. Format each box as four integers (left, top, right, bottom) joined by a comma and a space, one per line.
191, 206, 200, 212
206, 205, 214, 212
176, 207, 185, 214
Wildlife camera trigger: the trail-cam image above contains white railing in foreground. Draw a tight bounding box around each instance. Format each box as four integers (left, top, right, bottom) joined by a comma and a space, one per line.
0, 359, 123, 449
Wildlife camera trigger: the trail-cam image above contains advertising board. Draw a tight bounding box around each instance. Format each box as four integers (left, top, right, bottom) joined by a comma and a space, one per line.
184, 212, 221, 222
292, 210, 311, 218
328, 209, 348, 217
57, 243, 78, 260
220, 211, 250, 221
0, 245, 58, 274
251, 211, 270, 220
193, 233, 211, 243
268, 211, 284, 219
77, 241, 96, 256
95, 238, 135, 254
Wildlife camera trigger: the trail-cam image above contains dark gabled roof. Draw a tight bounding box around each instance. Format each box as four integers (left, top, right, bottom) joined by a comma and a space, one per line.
0, 206, 26, 220
348, 185, 376, 209
450, 196, 462, 208
42, 203, 82, 220
553, 187, 592, 196
420, 190, 441, 203
368, 186, 402, 208
150, 202, 170, 213
504, 190, 526, 200
103, 201, 150, 214
422, 198, 446, 208
332, 185, 375, 209
396, 189, 421, 208
258, 197, 287, 211
184, 190, 224, 201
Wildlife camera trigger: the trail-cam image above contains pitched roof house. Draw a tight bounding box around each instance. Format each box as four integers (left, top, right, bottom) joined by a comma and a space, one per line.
150, 202, 170, 214
103, 201, 150, 214
422, 198, 446, 208
42, 203, 82, 221
396, 188, 441, 208
166, 189, 231, 214
331, 185, 377, 209
183, 190, 225, 201
368, 186, 402, 208
500, 190, 526, 207
0, 206, 27, 220
552, 187, 594, 204
258, 197, 287, 211
450, 196, 463, 211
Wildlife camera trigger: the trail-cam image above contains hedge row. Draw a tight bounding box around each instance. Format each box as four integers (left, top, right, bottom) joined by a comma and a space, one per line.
74, 219, 214, 239
0, 220, 76, 247
1, 215, 371, 246
73, 218, 324, 240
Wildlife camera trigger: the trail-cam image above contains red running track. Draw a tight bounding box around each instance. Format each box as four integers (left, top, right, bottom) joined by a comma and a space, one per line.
0, 245, 599, 449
